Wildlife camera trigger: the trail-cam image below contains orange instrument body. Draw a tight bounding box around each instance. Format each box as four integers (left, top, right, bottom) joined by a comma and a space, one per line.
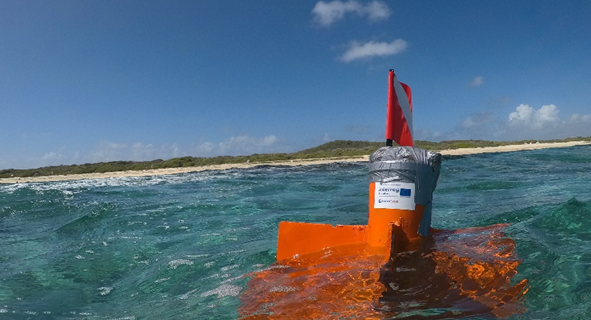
277, 145, 442, 261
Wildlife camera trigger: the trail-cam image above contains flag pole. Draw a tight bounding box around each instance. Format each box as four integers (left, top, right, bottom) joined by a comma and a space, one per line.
386, 69, 395, 147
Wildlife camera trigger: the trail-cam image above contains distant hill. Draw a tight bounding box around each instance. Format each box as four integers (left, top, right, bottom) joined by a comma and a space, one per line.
294, 140, 384, 157
1, 137, 590, 179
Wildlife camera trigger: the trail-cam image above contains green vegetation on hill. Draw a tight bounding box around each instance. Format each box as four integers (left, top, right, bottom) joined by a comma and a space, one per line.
1, 137, 589, 179
294, 140, 385, 157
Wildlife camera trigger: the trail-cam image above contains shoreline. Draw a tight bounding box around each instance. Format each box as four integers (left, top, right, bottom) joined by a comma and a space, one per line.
1, 141, 589, 184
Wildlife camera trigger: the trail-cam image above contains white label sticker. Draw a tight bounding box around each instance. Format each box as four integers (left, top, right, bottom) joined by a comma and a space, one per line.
374, 182, 416, 210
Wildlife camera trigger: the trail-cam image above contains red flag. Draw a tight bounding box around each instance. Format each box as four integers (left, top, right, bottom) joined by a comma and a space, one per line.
385, 70, 414, 146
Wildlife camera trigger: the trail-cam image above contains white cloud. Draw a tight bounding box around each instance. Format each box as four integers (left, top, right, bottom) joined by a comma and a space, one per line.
194, 135, 283, 156
83, 141, 186, 164
570, 113, 591, 122
131, 142, 156, 160
416, 103, 591, 142
470, 76, 484, 87
42, 151, 64, 161
32, 151, 66, 167
364, 1, 390, 21
90, 141, 128, 162
312, 0, 390, 27
217, 134, 279, 155
460, 117, 479, 129
503, 103, 591, 140
197, 140, 214, 154
340, 39, 407, 62
508, 104, 559, 129
127, 142, 183, 161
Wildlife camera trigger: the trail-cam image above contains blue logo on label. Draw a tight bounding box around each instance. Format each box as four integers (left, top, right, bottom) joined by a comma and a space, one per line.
400, 188, 411, 197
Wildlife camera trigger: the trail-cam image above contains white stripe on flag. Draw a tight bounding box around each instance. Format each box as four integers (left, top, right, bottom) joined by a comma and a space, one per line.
393, 74, 413, 138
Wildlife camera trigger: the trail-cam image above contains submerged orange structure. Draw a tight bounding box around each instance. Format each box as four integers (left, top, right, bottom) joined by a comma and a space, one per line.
239, 70, 528, 319
240, 225, 528, 319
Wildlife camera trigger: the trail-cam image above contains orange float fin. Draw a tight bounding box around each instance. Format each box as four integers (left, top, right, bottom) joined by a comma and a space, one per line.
276, 221, 367, 261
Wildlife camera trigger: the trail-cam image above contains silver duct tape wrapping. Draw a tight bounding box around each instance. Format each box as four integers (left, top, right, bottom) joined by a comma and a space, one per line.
369, 146, 442, 236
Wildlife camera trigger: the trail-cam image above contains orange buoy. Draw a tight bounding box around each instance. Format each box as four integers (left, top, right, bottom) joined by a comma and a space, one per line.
276, 70, 441, 260
276, 146, 441, 261
243, 70, 528, 319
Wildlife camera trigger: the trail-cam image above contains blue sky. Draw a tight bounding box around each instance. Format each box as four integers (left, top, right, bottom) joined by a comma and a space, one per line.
2, 0, 591, 169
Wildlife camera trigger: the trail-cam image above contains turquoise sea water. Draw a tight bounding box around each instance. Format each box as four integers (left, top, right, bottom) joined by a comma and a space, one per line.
1, 146, 591, 319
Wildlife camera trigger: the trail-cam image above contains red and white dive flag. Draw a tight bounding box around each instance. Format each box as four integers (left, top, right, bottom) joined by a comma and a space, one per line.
385, 70, 414, 146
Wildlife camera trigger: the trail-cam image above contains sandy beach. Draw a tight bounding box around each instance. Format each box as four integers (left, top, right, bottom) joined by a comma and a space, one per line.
2, 140, 589, 184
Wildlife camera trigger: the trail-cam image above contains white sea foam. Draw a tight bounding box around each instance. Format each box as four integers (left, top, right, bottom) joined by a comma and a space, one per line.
0, 170, 222, 194
221, 264, 240, 272
199, 284, 241, 298
184, 254, 209, 258
168, 259, 194, 269
97, 287, 113, 296
179, 288, 199, 300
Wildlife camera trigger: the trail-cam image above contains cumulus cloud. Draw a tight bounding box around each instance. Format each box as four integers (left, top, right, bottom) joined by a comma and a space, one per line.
502, 103, 591, 140
127, 142, 183, 160
34, 151, 66, 167
570, 113, 591, 123
217, 134, 279, 155
83, 141, 186, 164
416, 103, 591, 142
457, 104, 591, 141
470, 76, 484, 87
197, 139, 214, 154
508, 104, 559, 129
312, 0, 390, 27
340, 39, 407, 62
90, 141, 127, 162
130, 142, 156, 160
194, 134, 284, 156
42, 151, 64, 161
